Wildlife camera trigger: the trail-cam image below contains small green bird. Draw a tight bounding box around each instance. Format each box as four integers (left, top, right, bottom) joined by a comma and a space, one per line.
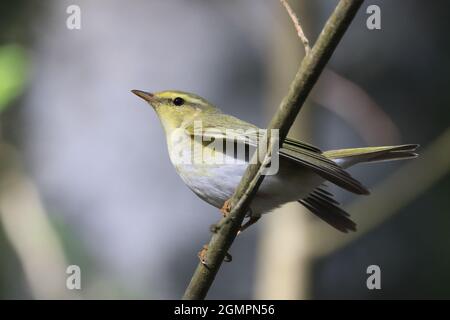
132, 89, 418, 233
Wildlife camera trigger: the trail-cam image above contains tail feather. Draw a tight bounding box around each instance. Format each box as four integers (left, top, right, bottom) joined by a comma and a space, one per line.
323, 144, 419, 168
299, 144, 419, 232
298, 187, 356, 233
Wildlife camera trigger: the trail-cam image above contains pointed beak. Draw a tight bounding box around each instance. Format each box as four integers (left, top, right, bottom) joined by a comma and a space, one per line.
131, 89, 154, 102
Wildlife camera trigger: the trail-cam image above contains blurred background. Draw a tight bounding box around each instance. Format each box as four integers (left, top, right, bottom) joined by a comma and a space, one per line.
0, 0, 449, 299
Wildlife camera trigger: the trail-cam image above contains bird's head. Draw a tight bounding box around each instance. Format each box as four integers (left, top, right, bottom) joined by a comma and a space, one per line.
132, 89, 218, 133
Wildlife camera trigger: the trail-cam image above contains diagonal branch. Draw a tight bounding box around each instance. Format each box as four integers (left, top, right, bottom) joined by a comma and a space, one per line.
182, 0, 364, 300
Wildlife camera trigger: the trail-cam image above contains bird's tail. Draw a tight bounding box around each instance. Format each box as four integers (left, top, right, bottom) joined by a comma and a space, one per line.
323, 144, 419, 169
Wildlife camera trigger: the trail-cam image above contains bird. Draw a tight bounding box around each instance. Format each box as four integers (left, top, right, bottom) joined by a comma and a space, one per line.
132, 89, 418, 233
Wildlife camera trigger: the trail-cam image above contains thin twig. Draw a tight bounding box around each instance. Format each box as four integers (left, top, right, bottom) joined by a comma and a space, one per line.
182, 0, 364, 300
279, 0, 311, 55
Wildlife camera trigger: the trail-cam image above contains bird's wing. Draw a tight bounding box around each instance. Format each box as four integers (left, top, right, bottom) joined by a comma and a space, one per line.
183, 113, 260, 162
280, 144, 369, 195
183, 114, 369, 195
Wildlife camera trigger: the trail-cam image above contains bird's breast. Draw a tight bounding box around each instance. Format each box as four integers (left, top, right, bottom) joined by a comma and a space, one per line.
167, 133, 323, 215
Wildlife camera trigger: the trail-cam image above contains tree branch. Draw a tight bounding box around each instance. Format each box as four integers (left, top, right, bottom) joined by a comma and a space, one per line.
182, 0, 364, 300
279, 0, 311, 55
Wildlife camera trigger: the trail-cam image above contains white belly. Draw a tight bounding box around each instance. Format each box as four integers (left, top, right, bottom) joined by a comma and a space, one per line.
174, 158, 323, 216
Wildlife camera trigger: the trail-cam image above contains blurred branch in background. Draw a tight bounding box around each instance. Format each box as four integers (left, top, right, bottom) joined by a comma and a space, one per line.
0, 143, 76, 299
255, 0, 312, 300
312, 69, 401, 145
0, 42, 75, 299
257, 4, 314, 299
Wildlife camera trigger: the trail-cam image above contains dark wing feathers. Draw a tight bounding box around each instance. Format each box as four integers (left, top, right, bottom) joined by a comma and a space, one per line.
299, 189, 356, 233
284, 138, 322, 153
315, 186, 332, 195
280, 147, 369, 195
313, 187, 340, 205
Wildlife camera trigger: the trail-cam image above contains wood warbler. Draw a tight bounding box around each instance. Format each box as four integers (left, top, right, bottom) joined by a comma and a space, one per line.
132, 89, 418, 233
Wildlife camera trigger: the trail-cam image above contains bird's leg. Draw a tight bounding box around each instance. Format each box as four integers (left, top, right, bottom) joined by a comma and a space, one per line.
224, 252, 232, 262
238, 215, 261, 235
220, 199, 232, 217
197, 244, 232, 266
220, 200, 260, 234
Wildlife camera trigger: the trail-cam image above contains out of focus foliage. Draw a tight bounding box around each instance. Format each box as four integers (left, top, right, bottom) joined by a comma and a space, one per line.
0, 44, 28, 112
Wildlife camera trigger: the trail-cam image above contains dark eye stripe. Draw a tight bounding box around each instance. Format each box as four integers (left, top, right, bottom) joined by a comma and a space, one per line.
173, 97, 184, 106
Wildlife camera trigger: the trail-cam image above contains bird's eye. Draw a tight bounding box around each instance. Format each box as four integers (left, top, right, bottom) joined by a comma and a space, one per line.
173, 97, 185, 106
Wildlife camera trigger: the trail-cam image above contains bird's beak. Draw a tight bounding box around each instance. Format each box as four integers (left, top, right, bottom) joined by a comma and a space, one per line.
131, 89, 154, 102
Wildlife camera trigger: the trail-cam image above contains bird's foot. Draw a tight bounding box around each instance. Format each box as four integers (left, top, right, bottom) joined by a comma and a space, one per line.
237, 216, 261, 235
224, 252, 232, 262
